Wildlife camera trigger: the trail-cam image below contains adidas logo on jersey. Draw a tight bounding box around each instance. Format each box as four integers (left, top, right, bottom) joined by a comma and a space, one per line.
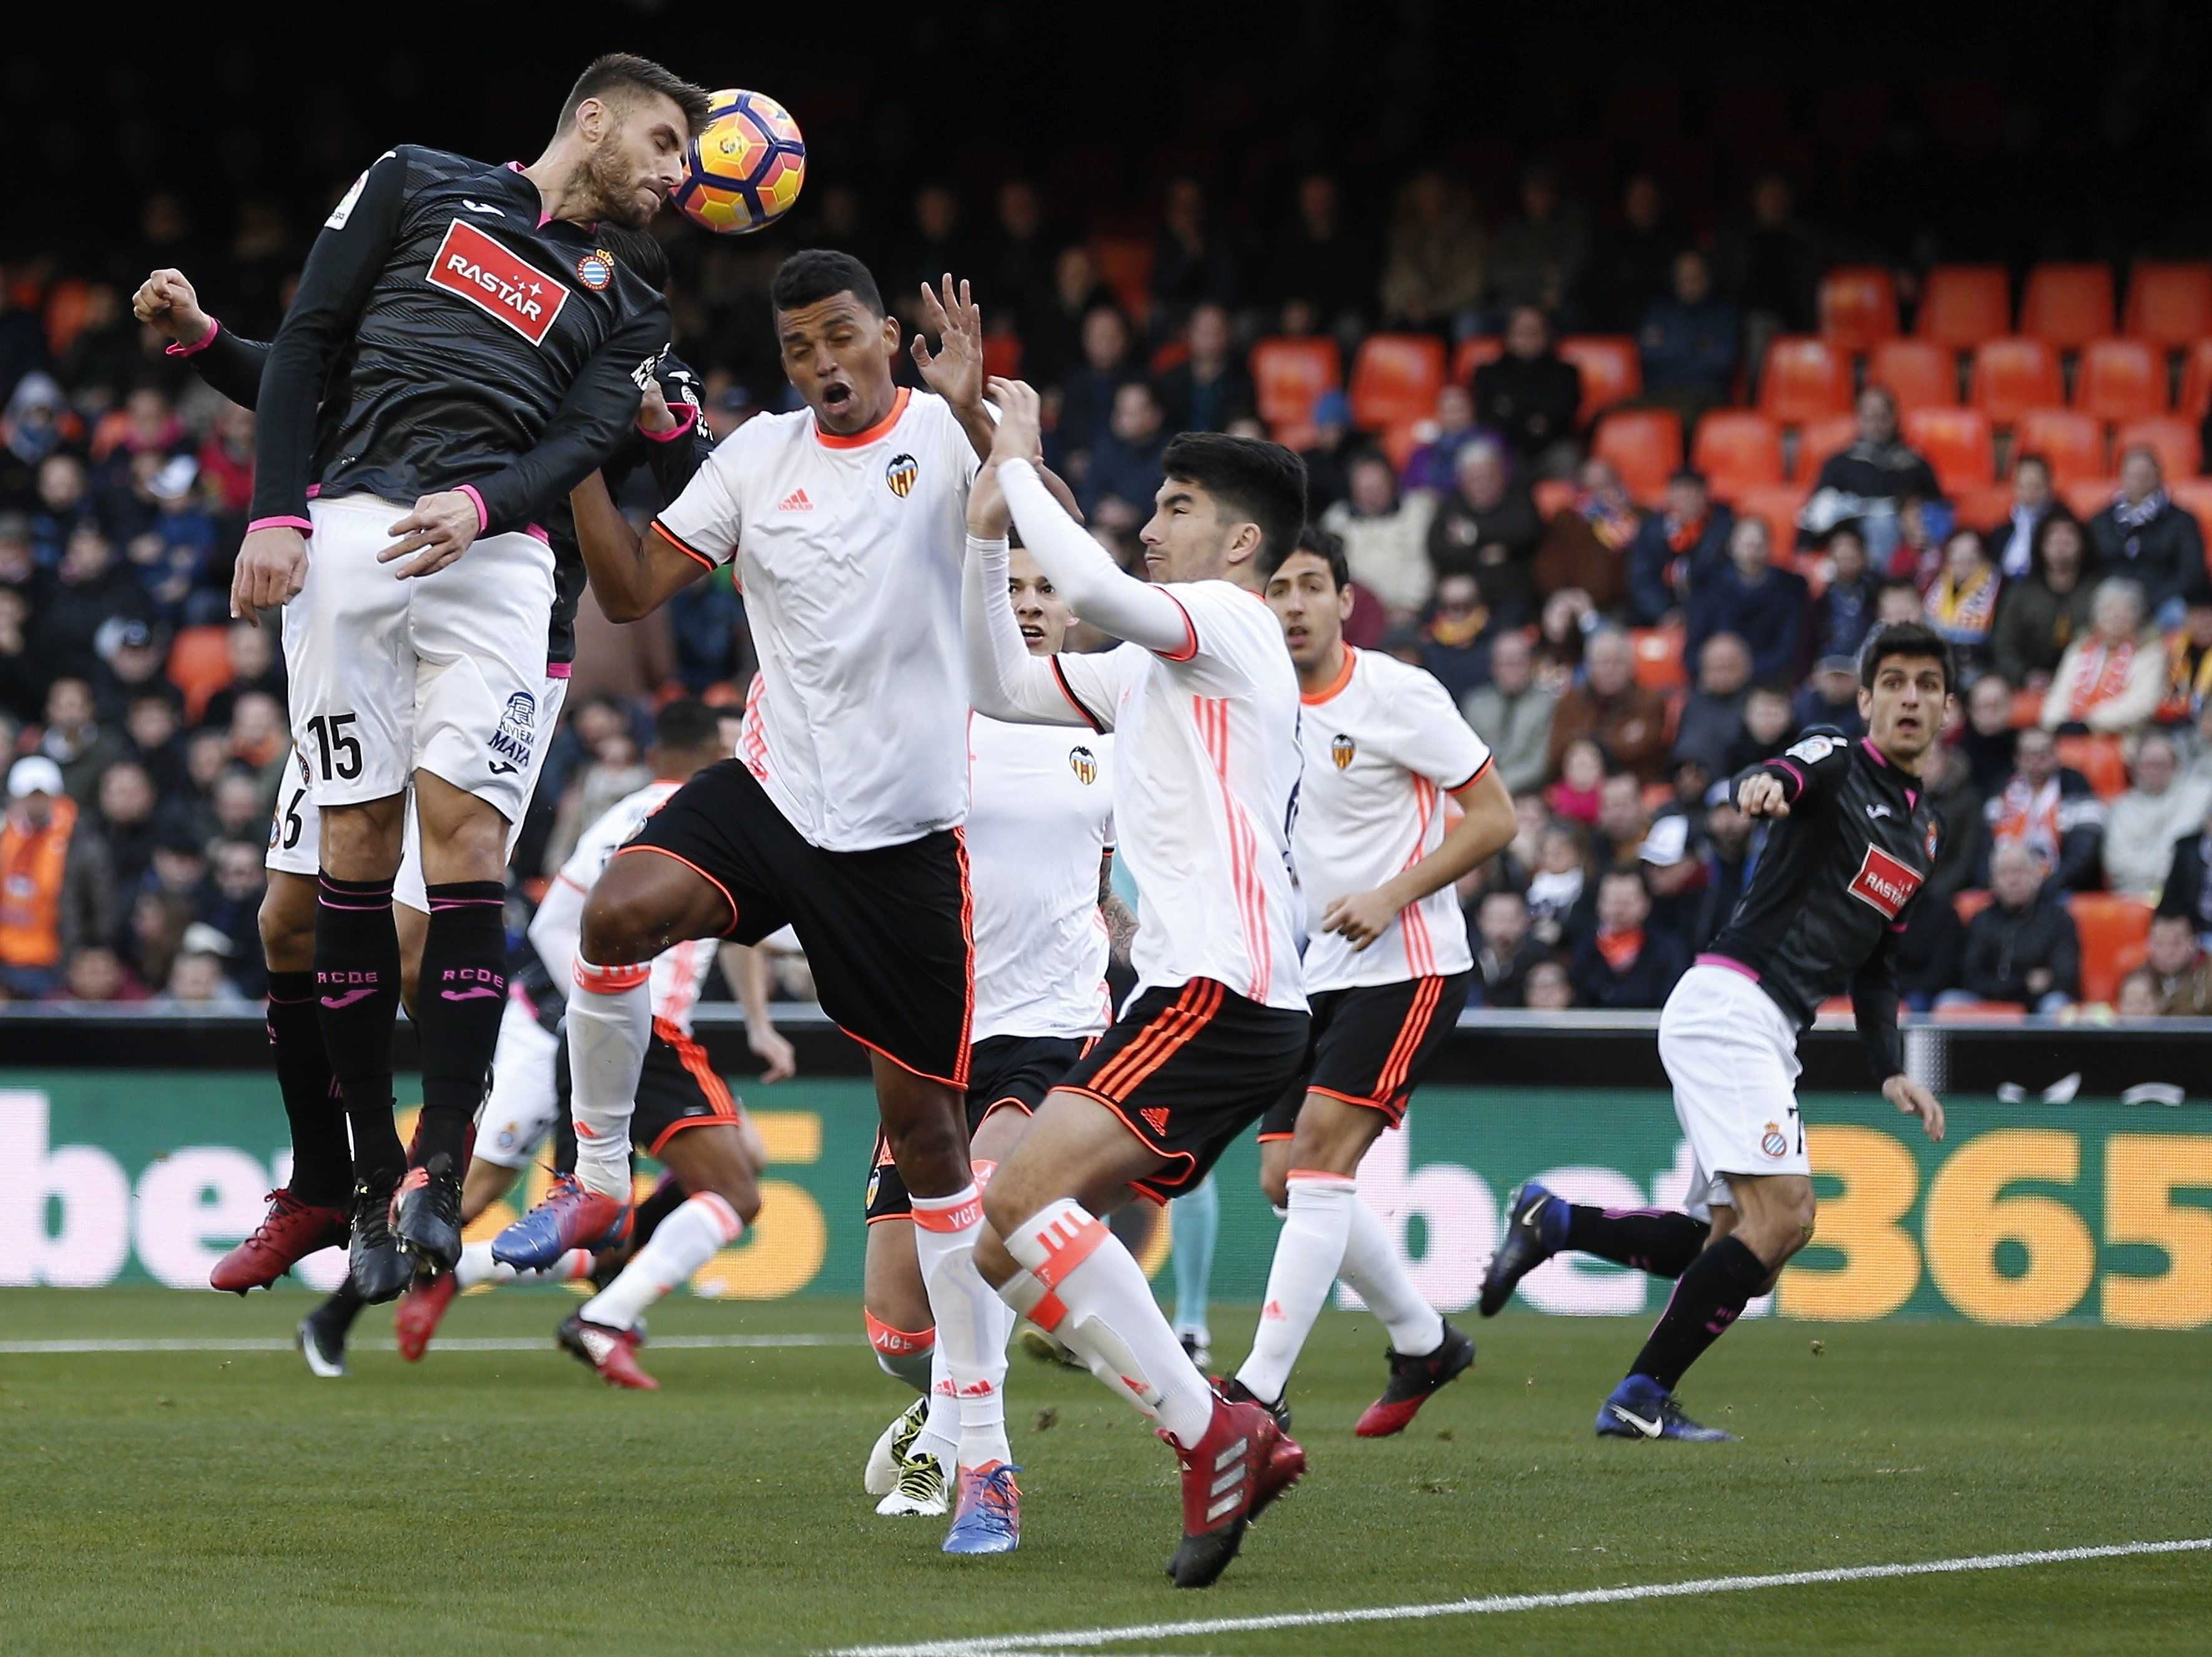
779, 488, 814, 512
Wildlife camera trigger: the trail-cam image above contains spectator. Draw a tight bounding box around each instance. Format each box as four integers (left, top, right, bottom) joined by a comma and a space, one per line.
43, 523, 157, 687
1714, 173, 1822, 347
1379, 170, 1487, 332
1685, 515, 1809, 686
227, 690, 291, 803
2102, 732, 2211, 897
196, 837, 268, 988
92, 619, 174, 725
1487, 164, 1590, 319
1462, 792, 1545, 910
200, 621, 287, 729
1056, 303, 1134, 460
1638, 250, 1741, 418
1569, 868, 1688, 1010
0, 755, 115, 1000
1547, 627, 1670, 784
1671, 631, 1755, 777
96, 759, 162, 898
1990, 514, 2098, 692
1990, 453, 2062, 579
2139, 915, 2212, 1015
1082, 381, 1169, 533
1895, 890, 1969, 1013
1523, 957, 1576, 1010
885, 184, 963, 325
1533, 457, 1635, 614
36, 677, 132, 806
1985, 725, 2105, 892
197, 400, 255, 517
1953, 842, 2080, 1012
1154, 302, 1254, 435
1960, 671, 2020, 795
1321, 451, 1438, 619
2155, 800, 2212, 943
1723, 682, 1797, 775
0, 583, 45, 724
1150, 177, 1238, 320
1924, 528, 2002, 671
1793, 654, 1868, 742
210, 769, 267, 842
1526, 821, 1588, 950
1022, 245, 1115, 391
1416, 573, 1495, 704
2042, 578, 2165, 735
2, 377, 81, 514
1402, 384, 1480, 495
1920, 740, 1988, 905
2116, 967, 2163, 1018
1269, 173, 1377, 335
1546, 737, 1606, 826
978, 179, 1054, 337
1473, 305, 1583, 478
1294, 390, 1359, 511
124, 689, 190, 797
1590, 771, 1653, 877
2154, 586, 2212, 732
1585, 173, 1684, 332
1533, 587, 1594, 684
55, 943, 149, 1004
1627, 469, 1733, 626
1694, 784, 1756, 947
2087, 446, 2205, 626
1876, 576, 1926, 628
1427, 440, 1543, 622
1462, 628, 1557, 795
27, 451, 92, 564
152, 923, 249, 1008
1801, 387, 1940, 564
1470, 889, 1547, 1008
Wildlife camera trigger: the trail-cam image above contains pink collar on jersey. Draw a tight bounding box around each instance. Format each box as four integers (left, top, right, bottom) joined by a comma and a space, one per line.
1300, 645, 1357, 706
815, 386, 910, 449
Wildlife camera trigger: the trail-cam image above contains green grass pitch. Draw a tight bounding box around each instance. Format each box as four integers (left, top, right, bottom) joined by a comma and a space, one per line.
2, 1288, 2206, 1655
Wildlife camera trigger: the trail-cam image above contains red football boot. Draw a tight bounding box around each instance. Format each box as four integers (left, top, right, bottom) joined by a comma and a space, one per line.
1354, 1321, 1476, 1438
558, 1313, 659, 1390
209, 1190, 349, 1294
1163, 1390, 1307, 1588
393, 1269, 461, 1362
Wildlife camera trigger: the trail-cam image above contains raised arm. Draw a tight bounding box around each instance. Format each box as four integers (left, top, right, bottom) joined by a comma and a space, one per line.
569, 469, 706, 622
134, 270, 268, 408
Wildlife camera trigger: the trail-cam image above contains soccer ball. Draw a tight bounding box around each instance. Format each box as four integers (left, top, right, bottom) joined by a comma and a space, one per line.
675, 89, 807, 235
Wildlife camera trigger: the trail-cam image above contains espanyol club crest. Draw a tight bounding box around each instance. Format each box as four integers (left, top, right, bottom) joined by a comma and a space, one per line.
1068, 745, 1098, 785
1330, 733, 1357, 770
885, 453, 918, 498
1761, 1121, 1788, 1158
488, 690, 536, 775
1925, 820, 1940, 862
575, 248, 614, 290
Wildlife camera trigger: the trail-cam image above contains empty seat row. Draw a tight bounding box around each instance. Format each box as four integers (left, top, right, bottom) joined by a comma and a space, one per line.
1820, 262, 2212, 352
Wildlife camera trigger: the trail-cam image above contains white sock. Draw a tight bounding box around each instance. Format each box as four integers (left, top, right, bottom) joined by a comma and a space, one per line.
1340, 1190, 1444, 1357
1235, 1171, 1355, 1404
911, 1184, 1012, 1471
913, 1342, 960, 1470
580, 1192, 741, 1331
567, 959, 651, 1200
1001, 1197, 1213, 1448
458, 1239, 587, 1289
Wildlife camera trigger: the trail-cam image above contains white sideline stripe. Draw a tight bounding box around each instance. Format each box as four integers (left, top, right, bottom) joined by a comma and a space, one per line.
0, 1332, 863, 1355
823, 1538, 2212, 1656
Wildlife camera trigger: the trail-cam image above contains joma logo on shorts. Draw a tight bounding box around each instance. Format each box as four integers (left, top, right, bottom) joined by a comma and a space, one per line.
1847, 845, 1923, 919
425, 220, 569, 345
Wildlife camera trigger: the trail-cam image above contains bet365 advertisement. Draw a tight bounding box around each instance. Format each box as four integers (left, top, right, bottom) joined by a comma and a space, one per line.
2, 1075, 2206, 1329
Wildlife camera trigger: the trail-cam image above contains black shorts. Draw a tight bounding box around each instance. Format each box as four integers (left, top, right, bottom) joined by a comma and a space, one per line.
1257, 971, 1472, 1141
620, 759, 973, 1088
863, 1033, 1088, 1223
1058, 978, 1309, 1204
554, 1018, 745, 1170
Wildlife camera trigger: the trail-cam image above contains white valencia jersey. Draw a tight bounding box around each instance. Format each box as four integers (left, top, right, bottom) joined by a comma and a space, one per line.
968, 717, 1116, 1043
549, 781, 717, 1033
1294, 647, 1490, 991
1050, 582, 1307, 1012
652, 388, 976, 851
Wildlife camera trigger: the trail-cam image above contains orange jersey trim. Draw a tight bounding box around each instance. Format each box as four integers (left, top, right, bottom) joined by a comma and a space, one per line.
1300, 646, 1357, 706
611, 843, 740, 937
815, 386, 910, 450
652, 519, 719, 571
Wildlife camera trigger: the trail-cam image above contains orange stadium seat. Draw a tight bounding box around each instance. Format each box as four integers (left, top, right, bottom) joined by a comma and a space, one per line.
1954, 483, 2013, 531
1732, 483, 1811, 550
1452, 336, 1503, 385
2056, 734, 2128, 799
1630, 624, 1688, 690
1757, 336, 1853, 425
1867, 339, 1959, 411
981, 332, 1024, 380
1917, 265, 2012, 350
1556, 336, 1643, 423
2018, 262, 2116, 350
2123, 262, 2212, 347
1818, 266, 1900, 353
1794, 413, 1859, 482
2008, 687, 2044, 729
1953, 888, 1995, 927
2073, 337, 2165, 424
1532, 478, 1578, 519
2180, 340, 2212, 421
1969, 337, 2063, 426
1090, 238, 1153, 323
2168, 479, 2212, 541
1904, 407, 1996, 493
2012, 408, 2107, 486
1250, 338, 1341, 431
2062, 477, 2119, 521
2068, 893, 2155, 1005
1349, 333, 1447, 429
1691, 411, 1785, 498
1593, 409, 1683, 502
167, 626, 235, 724
2115, 415, 2203, 481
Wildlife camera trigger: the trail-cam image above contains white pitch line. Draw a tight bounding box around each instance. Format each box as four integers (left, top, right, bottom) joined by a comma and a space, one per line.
0, 1332, 863, 1355
825, 1537, 2212, 1656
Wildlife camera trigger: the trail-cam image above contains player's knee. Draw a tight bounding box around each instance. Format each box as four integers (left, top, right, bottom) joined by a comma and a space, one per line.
708, 1166, 762, 1227
257, 879, 315, 970
980, 1178, 1042, 1254
885, 1114, 968, 1192
578, 879, 656, 966
973, 1222, 1019, 1289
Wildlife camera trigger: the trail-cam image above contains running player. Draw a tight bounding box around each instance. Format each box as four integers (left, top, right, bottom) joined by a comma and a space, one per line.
960, 384, 1312, 1588
231, 56, 704, 1291
494, 258, 1068, 1554
1227, 529, 1515, 1435
1480, 622, 1952, 1440
862, 544, 1125, 1518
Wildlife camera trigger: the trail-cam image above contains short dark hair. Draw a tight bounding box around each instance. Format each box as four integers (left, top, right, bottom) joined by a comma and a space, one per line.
1262, 523, 1350, 590
651, 697, 725, 754
559, 53, 713, 137
770, 250, 885, 320
1858, 621, 1957, 695
1163, 433, 1307, 571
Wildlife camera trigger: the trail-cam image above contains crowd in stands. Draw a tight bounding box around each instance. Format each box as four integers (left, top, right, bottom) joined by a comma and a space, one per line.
16, 140, 2212, 1020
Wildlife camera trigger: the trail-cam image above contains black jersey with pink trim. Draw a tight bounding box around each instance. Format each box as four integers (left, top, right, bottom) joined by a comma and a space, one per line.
1701, 729, 1941, 1082
247, 145, 670, 539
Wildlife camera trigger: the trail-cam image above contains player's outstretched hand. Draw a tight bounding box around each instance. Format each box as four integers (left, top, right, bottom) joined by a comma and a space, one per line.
1738, 772, 1791, 819
968, 460, 1012, 540
1883, 1074, 1946, 1142
1322, 887, 1402, 952
637, 378, 679, 435
912, 274, 984, 410
985, 377, 1042, 466
230, 526, 307, 625
378, 491, 483, 579
748, 1023, 798, 1084
132, 269, 212, 348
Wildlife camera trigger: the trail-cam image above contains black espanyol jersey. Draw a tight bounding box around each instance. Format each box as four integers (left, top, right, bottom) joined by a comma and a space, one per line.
1702, 728, 1943, 1083
248, 145, 671, 538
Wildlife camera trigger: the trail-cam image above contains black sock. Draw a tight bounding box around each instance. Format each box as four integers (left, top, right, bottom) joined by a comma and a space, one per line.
631, 1176, 688, 1251
1628, 1234, 1771, 1392
411, 882, 508, 1168
315, 875, 405, 1181
267, 971, 350, 1207
1566, 1205, 1711, 1279
317, 1276, 368, 1334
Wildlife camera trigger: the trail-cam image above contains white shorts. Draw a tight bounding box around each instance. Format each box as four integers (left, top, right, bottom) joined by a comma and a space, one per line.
280, 493, 556, 826
268, 678, 569, 910
472, 993, 564, 1171
1657, 962, 1811, 1214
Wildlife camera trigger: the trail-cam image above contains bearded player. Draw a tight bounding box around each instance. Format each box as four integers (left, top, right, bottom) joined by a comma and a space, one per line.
1480, 622, 1952, 1440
